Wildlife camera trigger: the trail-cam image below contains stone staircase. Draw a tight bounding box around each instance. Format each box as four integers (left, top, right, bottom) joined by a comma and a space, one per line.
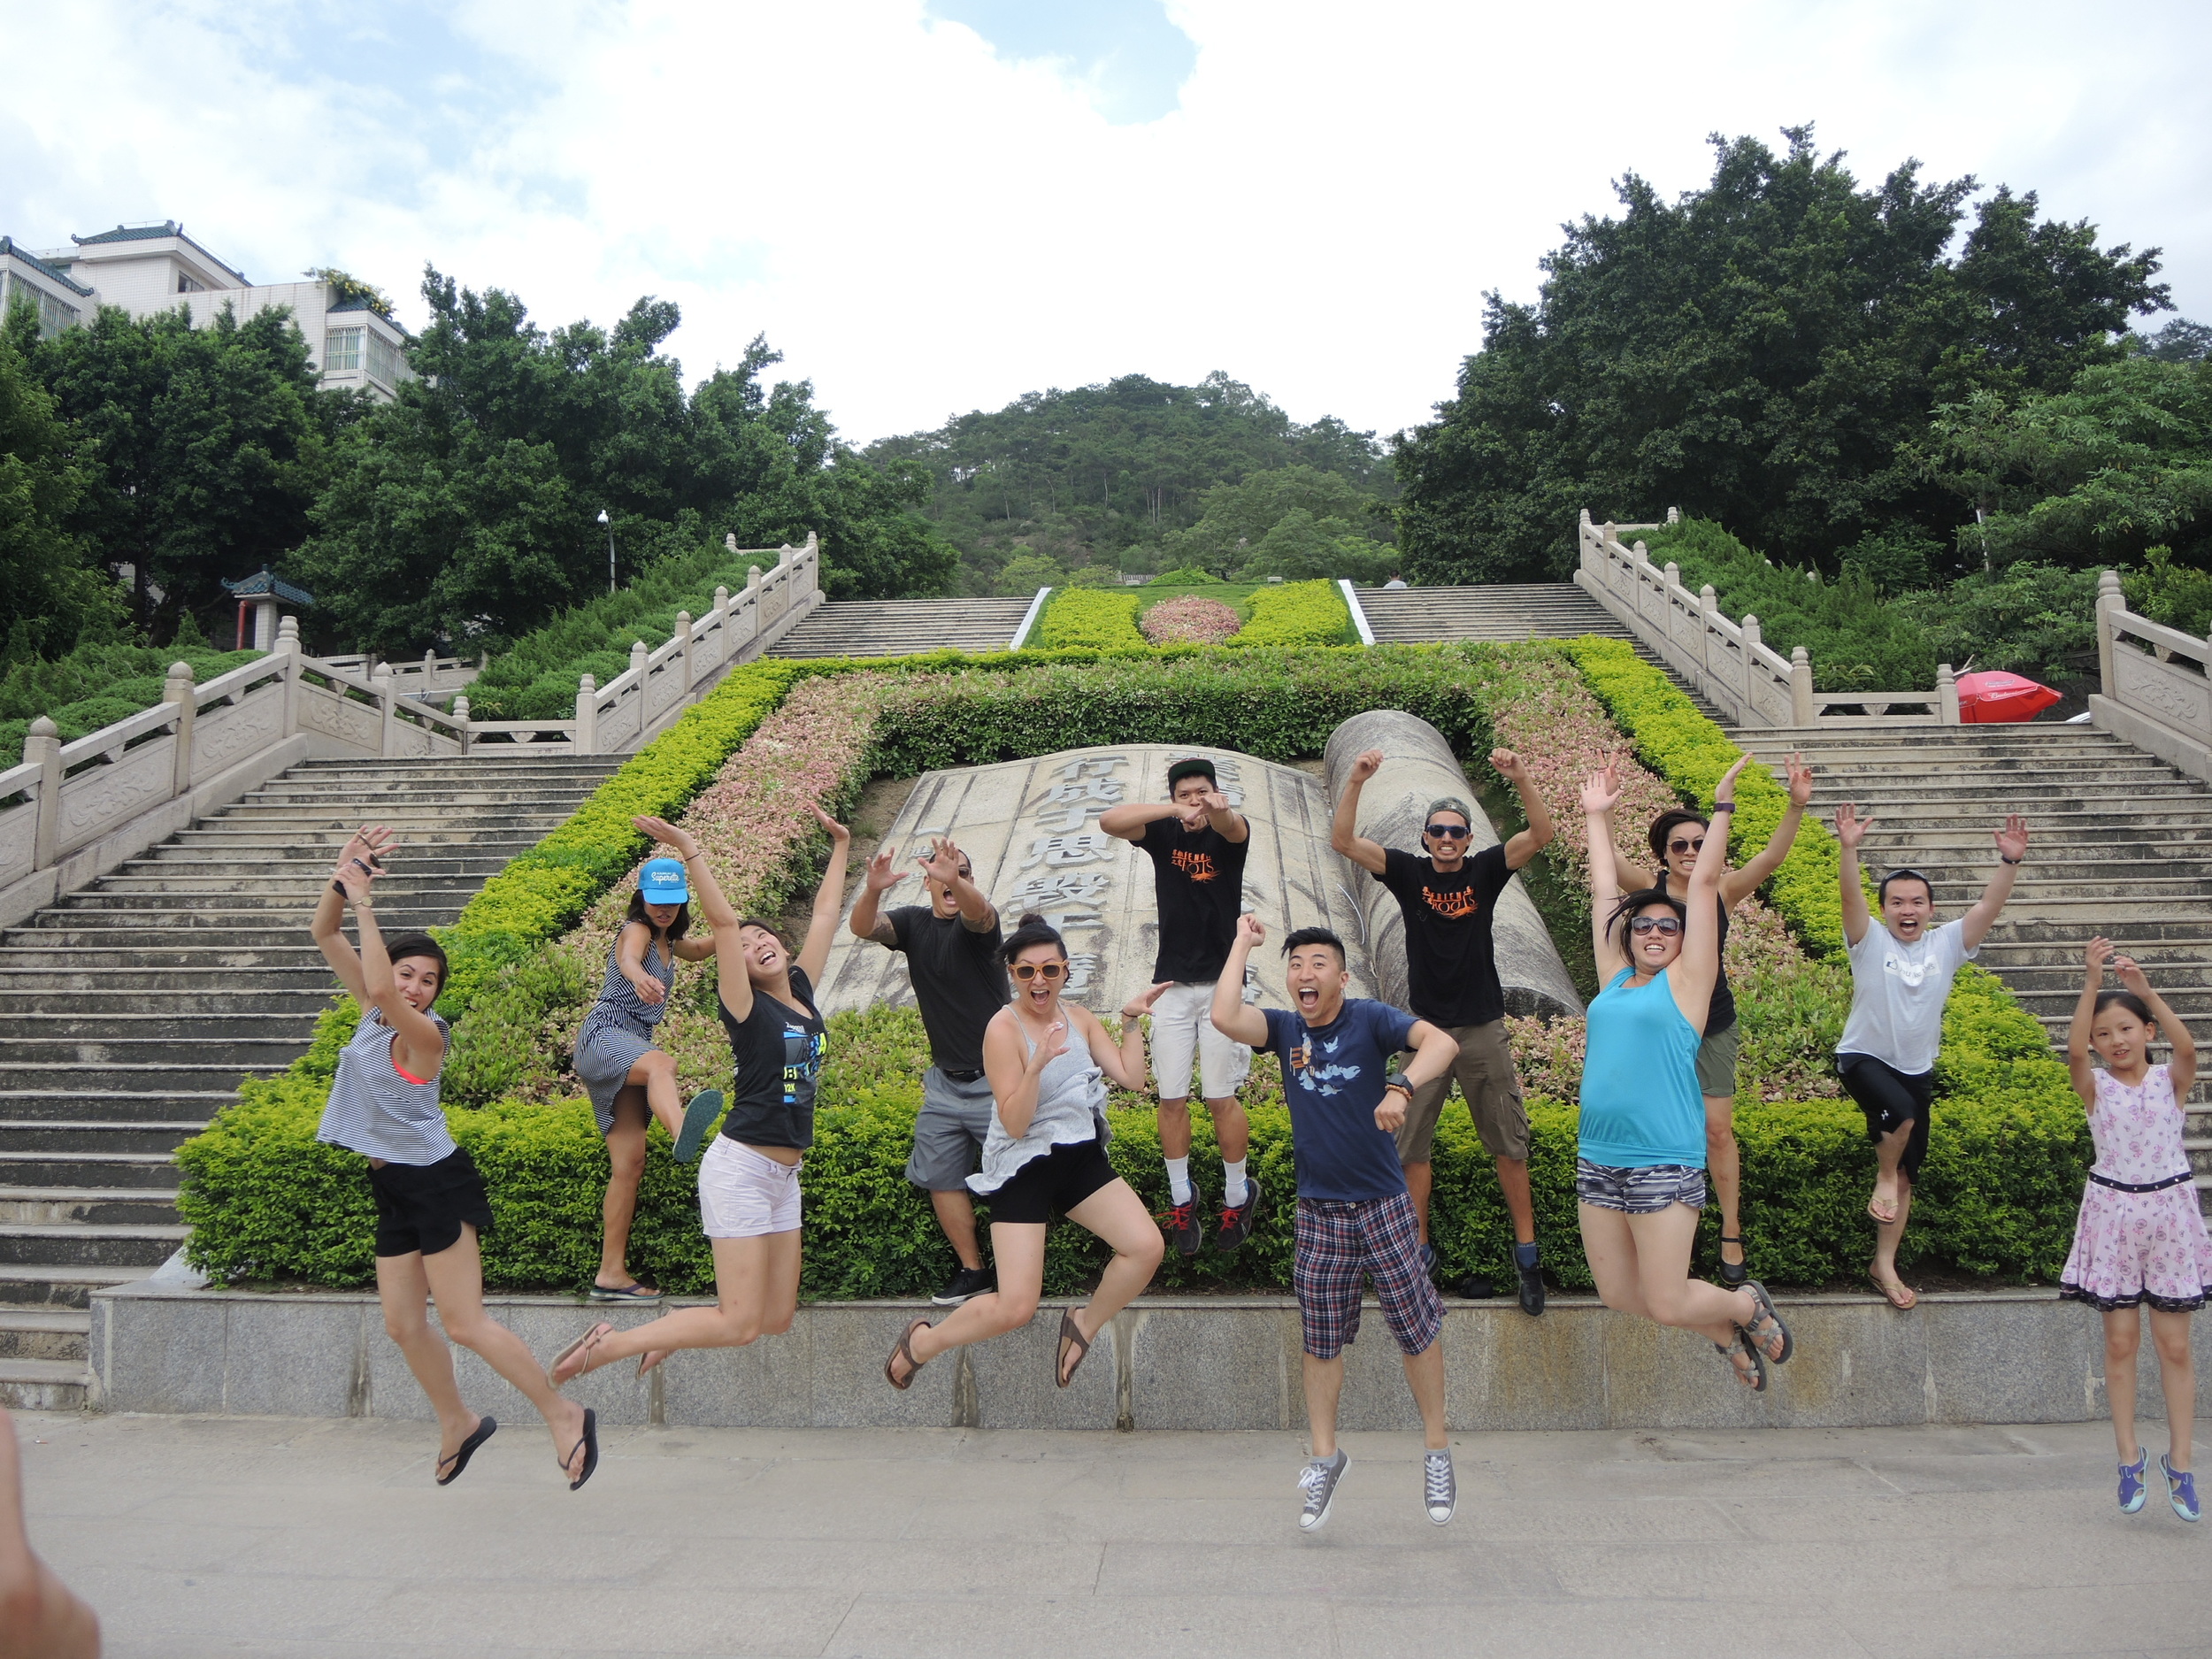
772, 596, 1033, 658
1732, 725, 2212, 1218
0, 750, 618, 1407
1355, 582, 1634, 645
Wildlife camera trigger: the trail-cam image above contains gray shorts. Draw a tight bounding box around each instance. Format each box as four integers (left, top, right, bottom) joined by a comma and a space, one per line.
1575, 1158, 1707, 1215
905, 1067, 997, 1192
1695, 1020, 1740, 1101
1394, 1020, 1528, 1164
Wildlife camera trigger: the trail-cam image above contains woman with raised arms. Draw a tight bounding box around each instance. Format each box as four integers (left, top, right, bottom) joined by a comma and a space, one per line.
883, 914, 1167, 1392
549, 806, 848, 1388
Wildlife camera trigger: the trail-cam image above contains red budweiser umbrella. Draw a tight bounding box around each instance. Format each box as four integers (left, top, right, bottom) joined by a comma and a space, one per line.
1955, 670, 2061, 723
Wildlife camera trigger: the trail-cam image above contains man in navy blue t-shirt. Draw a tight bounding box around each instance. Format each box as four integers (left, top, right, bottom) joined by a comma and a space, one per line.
1210, 914, 1463, 1533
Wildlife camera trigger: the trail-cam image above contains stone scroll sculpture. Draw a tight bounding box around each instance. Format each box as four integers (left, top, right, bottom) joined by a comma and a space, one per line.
1322, 709, 1583, 1020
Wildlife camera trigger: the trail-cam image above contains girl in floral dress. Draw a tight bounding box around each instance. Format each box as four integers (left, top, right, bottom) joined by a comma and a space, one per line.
2061, 937, 2208, 1522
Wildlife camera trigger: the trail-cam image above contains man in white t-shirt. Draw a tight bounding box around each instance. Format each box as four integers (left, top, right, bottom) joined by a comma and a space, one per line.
1834, 803, 2029, 1310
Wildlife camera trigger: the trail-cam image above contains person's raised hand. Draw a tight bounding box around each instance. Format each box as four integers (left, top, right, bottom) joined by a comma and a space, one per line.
1351, 748, 1384, 782
2085, 935, 2114, 974
1714, 755, 1749, 807
634, 815, 701, 859
1198, 787, 1233, 816
2114, 955, 2150, 995
922, 835, 965, 887
864, 845, 902, 895
1834, 803, 1874, 853
1786, 752, 1814, 809
1121, 982, 1171, 1021
1489, 747, 1527, 782
1235, 913, 1266, 949
1994, 814, 2029, 864
1579, 767, 1621, 817
806, 801, 851, 844
1026, 1020, 1069, 1069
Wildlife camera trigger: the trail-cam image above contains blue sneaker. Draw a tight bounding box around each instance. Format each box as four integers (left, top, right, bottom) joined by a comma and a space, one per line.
2118, 1447, 2148, 1514
672, 1089, 723, 1164
2162, 1455, 2200, 1523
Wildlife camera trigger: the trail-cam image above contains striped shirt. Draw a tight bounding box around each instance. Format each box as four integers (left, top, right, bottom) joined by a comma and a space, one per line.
582, 932, 672, 1037
315, 1004, 453, 1166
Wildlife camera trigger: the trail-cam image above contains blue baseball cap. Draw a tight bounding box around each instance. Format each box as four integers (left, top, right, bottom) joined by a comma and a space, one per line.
637, 857, 689, 904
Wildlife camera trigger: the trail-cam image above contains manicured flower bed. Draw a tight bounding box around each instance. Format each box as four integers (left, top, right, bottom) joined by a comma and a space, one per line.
1140, 595, 1242, 644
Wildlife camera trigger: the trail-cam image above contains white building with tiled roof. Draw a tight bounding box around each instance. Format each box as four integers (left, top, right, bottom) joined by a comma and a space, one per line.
2, 220, 411, 400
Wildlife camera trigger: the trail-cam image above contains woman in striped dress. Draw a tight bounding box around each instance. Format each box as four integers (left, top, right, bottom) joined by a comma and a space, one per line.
311, 826, 598, 1490
573, 856, 724, 1302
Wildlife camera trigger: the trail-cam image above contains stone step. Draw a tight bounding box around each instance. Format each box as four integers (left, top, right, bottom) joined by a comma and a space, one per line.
0, 1061, 288, 1094
0, 1013, 319, 1043
0, 1308, 88, 1362
0, 1118, 211, 1155
0, 965, 336, 991
12, 906, 451, 933
0, 1356, 91, 1409
1992, 961, 2212, 992
0, 946, 335, 972
1994, 918, 2212, 945
0, 1187, 181, 1225
0, 1150, 183, 1191
80, 872, 487, 896
0, 987, 333, 1015
0, 1036, 307, 1065
0, 1221, 187, 1268
162, 830, 548, 854
0, 1262, 155, 1309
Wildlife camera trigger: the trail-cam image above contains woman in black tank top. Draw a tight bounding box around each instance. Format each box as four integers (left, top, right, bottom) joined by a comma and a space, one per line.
548, 805, 851, 1392
1622, 754, 1814, 1286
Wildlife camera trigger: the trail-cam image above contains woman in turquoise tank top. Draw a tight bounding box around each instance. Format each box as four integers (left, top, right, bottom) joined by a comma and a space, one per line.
1580, 757, 1794, 1393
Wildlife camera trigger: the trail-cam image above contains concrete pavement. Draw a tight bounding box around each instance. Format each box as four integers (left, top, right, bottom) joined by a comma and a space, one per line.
11, 1411, 2207, 1658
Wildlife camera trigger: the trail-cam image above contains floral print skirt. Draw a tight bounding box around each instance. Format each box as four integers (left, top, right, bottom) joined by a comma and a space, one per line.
2059, 1179, 2212, 1313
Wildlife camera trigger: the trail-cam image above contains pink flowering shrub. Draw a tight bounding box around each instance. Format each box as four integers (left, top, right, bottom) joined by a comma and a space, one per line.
1141, 595, 1243, 644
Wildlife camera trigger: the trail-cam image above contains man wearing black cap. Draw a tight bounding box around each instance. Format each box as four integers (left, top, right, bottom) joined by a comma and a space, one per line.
850, 833, 1007, 1306
1331, 746, 1555, 1314
1102, 756, 1256, 1255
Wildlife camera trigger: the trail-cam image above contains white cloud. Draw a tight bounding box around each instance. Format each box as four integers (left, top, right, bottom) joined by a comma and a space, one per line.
3, 0, 2204, 447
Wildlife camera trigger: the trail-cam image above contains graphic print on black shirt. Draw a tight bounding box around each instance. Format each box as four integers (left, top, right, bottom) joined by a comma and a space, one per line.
1139, 816, 1249, 983
1374, 843, 1513, 1027
887, 904, 1007, 1073
718, 965, 827, 1150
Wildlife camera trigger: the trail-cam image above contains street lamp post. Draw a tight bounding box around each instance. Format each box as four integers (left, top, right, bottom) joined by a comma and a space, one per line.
597, 510, 614, 592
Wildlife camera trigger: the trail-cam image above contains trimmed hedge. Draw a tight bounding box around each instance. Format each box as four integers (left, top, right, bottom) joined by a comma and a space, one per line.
1231, 579, 1356, 647
1035, 588, 1145, 650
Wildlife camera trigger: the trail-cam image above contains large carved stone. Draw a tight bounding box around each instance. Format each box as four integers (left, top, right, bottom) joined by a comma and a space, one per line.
818, 744, 1378, 1020
1322, 710, 1582, 1020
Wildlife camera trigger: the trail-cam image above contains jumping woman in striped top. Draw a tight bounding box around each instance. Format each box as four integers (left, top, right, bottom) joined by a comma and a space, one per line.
311, 826, 598, 1490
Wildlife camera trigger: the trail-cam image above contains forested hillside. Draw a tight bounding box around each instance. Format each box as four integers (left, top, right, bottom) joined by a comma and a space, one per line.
865, 372, 1399, 594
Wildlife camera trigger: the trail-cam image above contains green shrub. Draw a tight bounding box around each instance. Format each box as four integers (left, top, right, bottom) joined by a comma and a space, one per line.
465, 540, 777, 721
1228, 579, 1355, 647
2122, 544, 2212, 639
1035, 588, 1145, 649
0, 640, 263, 768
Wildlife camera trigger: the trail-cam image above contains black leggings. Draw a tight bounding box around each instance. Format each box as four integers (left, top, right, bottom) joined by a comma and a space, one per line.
1837, 1055, 1934, 1182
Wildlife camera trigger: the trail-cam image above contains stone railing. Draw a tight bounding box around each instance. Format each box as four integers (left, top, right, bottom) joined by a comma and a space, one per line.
319, 650, 480, 701
0, 534, 823, 928
1572, 510, 1959, 728
2091, 570, 2212, 783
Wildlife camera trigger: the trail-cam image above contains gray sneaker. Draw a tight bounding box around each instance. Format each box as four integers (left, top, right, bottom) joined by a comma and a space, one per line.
1423, 1449, 1456, 1525
1298, 1449, 1348, 1532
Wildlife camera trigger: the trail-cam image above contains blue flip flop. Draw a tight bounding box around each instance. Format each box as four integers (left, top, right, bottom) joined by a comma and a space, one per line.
435, 1415, 496, 1486
672, 1089, 723, 1164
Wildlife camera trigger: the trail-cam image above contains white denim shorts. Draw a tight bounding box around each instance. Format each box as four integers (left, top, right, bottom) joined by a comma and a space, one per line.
1148, 979, 1254, 1102
696, 1135, 804, 1239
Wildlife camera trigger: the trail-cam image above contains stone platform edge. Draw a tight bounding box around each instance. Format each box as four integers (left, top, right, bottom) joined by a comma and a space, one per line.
89, 1283, 2210, 1432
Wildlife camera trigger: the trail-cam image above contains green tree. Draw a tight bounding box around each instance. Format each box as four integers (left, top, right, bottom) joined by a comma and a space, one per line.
1157, 465, 1395, 580
1395, 128, 2170, 585
0, 321, 117, 660
14, 300, 335, 638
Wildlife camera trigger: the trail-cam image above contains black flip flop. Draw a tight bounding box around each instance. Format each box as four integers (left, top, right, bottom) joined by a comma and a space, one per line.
563, 1408, 599, 1492
1056, 1310, 1092, 1390
434, 1415, 496, 1486
673, 1089, 723, 1164
1740, 1279, 1793, 1365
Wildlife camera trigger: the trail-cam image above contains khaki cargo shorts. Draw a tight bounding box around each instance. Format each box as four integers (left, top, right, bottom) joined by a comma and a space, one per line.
1394, 1019, 1528, 1164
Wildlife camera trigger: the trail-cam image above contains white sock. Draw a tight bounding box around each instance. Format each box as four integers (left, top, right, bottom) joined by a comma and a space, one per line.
1165, 1156, 1192, 1205
1224, 1158, 1248, 1206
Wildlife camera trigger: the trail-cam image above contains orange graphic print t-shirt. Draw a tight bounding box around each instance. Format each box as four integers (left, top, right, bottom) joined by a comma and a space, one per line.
1374, 843, 1514, 1027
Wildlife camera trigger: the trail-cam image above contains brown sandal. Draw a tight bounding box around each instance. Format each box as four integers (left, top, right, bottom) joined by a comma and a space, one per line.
885, 1318, 930, 1391
1056, 1310, 1092, 1389
548, 1322, 612, 1387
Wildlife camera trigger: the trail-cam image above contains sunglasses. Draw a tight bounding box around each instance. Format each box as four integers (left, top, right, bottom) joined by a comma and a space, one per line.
1628, 916, 1683, 936
1009, 961, 1067, 981
1667, 837, 1705, 855
1425, 824, 1471, 840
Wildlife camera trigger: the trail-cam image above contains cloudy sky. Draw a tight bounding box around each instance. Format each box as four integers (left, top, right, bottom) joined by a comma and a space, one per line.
3, 1, 2204, 447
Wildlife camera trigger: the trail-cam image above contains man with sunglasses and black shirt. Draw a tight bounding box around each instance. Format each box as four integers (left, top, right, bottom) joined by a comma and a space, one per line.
851, 833, 1007, 1306
1332, 747, 1555, 1314
1102, 756, 1256, 1256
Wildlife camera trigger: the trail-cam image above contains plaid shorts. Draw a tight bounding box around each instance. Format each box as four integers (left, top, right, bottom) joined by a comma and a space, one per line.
1292, 1191, 1445, 1361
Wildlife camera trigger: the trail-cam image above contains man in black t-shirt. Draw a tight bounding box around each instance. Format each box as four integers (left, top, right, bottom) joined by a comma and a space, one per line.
850, 833, 1008, 1307
1331, 746, 1555, 1315
1102, 757, 1256, 1257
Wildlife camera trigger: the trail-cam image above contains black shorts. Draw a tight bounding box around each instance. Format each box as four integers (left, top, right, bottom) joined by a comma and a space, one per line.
368, 1148, 495, 1257
983, 1132, 1119, 1226
1837, 1055, 1935, 1182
